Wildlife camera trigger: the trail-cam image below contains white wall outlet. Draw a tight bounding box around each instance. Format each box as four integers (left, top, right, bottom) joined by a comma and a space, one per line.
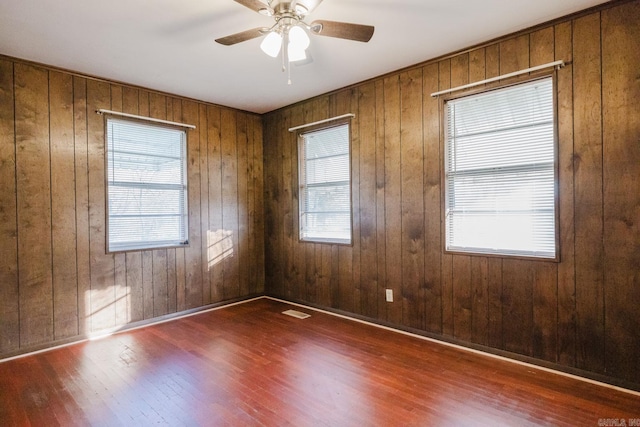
385, 289, 393, 302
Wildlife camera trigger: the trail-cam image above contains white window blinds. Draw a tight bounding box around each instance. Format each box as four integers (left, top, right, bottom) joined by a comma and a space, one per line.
445, 77, 557, 259
299, 123, 352, 244
106, 117, 188, 252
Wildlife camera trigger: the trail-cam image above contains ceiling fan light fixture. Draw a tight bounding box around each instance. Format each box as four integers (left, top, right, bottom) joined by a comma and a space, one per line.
294, 4, 308, 15
288, 25, 310, 50
288, 42, 307, 62
260, 31, 282, 57
216, 0, 374, 83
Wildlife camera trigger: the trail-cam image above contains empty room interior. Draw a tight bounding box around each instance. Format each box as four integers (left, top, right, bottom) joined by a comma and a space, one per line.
1, 0, 639, 425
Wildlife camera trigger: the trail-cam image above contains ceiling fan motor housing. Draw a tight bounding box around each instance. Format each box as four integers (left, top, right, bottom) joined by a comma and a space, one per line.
260, 1, 309, 18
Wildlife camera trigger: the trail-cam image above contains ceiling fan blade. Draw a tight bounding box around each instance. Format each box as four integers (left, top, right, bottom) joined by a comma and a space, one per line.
233, 0, 269, 13
310, 20, 374, 42
297, 0, 324, 13
215, 27, 267, 46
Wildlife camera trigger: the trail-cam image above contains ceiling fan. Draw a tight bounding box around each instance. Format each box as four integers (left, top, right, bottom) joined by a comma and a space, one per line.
215, 0, 374, 83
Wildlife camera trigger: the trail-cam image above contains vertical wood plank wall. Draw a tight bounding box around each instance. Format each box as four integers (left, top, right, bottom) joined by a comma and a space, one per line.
0, 60, 265, 356
262, 1, 640, 387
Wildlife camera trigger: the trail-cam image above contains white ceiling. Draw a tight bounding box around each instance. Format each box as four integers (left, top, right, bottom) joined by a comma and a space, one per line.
0, 0, 608, 114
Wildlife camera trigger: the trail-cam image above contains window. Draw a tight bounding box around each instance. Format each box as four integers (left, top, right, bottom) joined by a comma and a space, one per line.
105, 117, 189, 252
444, 76, 557, 259
298, 122, 352, 244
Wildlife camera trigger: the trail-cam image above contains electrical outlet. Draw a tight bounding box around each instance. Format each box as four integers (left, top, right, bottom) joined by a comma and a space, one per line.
385, 289, 393, 302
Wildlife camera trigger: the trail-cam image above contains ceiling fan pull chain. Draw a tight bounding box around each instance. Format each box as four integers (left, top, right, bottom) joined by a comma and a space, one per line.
283, 30, 292, 85
282, 40, 286, 73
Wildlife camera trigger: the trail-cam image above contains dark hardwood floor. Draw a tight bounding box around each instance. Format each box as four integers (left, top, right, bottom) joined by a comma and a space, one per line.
0, 298, 638, 426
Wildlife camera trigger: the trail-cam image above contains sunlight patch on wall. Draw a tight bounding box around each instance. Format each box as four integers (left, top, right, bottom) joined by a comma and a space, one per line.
84, 284, 130, 334
207, 229, 234, 270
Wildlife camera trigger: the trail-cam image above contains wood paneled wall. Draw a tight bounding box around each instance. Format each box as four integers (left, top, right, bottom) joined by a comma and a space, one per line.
0, 59, 265, 356
262, 0, 640, 387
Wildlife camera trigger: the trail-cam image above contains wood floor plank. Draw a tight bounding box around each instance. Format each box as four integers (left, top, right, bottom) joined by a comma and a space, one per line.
0, 298, 638, 426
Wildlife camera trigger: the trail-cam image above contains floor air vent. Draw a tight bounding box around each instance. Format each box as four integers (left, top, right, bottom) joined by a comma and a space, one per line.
282, 309, 311, 319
